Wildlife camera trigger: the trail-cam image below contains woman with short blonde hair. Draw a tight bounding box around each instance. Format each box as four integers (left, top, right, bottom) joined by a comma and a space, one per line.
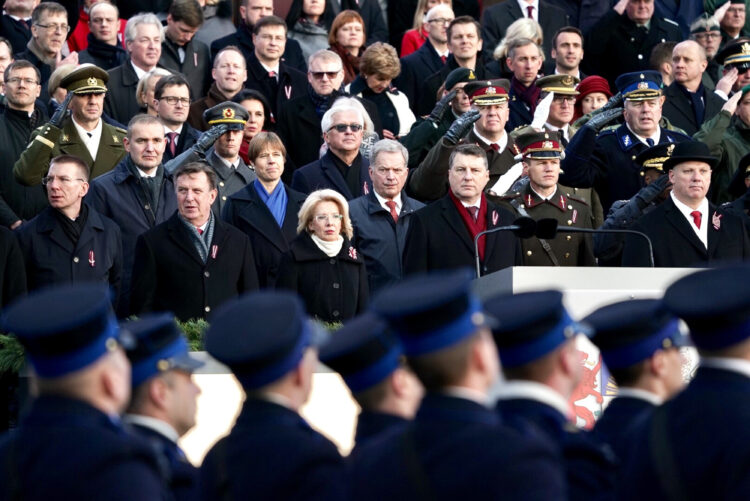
136, 68, 172, 115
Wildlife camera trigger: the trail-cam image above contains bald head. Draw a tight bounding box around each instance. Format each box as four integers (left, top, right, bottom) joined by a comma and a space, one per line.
672, 40, 707, 90
424, 4, 454, 46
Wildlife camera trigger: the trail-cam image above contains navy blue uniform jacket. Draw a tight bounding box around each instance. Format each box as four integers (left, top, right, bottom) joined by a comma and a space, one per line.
199, 398, 347, 500
593, 396, 655, 465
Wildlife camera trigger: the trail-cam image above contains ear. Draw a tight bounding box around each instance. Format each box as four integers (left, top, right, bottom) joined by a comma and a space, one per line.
522, 161, 530, 176
208, 188, 218, 205
123, 136, 131, 153
668, 168, 675, 184
389, 368, 408, 397
79, 181, 90, 198
648, 350, 667, 377
551, 48, 557, 59
506, 56, 513, 70
148, 377, 170, 410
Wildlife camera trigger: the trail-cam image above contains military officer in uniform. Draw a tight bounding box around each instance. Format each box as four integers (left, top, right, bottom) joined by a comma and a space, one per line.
532, 74, 580, 142
13, 64, 127, 186
0, 284, 169, 499
497, 130, 596, 266
561, 70, 690, 213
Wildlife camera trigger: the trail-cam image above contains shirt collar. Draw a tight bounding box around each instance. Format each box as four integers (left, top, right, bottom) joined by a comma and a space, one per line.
136, 166, 157, 178
517, 0, 539, 15
670, 190, 709, 220
626, 124, 661, 146
494, 380, 572, 419
218, 154, 239, 169
442, 386, 492, 407
130, 61, 150, 80
164, 124, 184, 135
472, 126, 508, 153
615, 388, 663, 405
71, 115, 102, 137
259, 61, 280, 75
373, 190, 403, 213
700, 357, 750, 379
123, 414, 180, 443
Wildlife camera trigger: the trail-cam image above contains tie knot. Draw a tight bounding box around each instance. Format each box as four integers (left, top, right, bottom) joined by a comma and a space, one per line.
466, 206, 479, 221
196, 227, 203, 235
490, 143, 500, 152
385, 200, 399, 222
268, 70, 277, 78
167, 131, 177, 140
385, 200, 396, 209
646, 138, 655, 147
690, 210, 702, 228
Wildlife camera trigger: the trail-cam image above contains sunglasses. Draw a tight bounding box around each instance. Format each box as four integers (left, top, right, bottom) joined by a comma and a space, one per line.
310, 70, 341, 80
329, 123, 363, 133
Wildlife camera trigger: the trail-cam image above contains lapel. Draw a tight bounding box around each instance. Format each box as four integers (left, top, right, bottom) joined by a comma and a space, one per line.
320, 152, 354, 199
706, 204, 722, 257
74, 209, 104, 255
235, 185, 290, 252
122, 59, 140, 87
663, 197, 707, 256
206, 218, 229, 267
60, 120, 94, 165
166, 213, 205, 266
207, 150, 233, 182
665, 83, 696, 126
296, 98, 322, 129
419, 38, 443, 74
36, 208, 74, 253
505, 0, 524, 21
440, 196, 475, 254
482, 200, 506, 261
93, 122, 124, 170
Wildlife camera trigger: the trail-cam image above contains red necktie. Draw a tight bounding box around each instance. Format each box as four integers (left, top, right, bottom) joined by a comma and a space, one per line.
440, 55, 447, 64
385, 200, 398, 223
490, 143, 500, 152
527, 5, 534, 19
268, 71, 277, 80
167, 131, 177, 156
690, 211, 702, 229
466, 206, 479, 221
196, 227, 203, 235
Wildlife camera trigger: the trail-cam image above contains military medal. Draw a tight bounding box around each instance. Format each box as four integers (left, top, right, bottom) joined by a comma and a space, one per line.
88, 250, 95, 267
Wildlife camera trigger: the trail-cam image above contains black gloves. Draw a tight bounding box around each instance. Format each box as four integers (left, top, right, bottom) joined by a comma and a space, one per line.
634, 173, 670, 210
428, 90, 457, 127
585, 108, 623, 133
444, 109, 481, 145
192, 124, 230, 155
49, 92, 75, 128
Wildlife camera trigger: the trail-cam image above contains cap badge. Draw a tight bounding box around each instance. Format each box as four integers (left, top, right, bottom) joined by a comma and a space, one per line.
637, 82, 649, 89
742, 42, 750, 54
542, 140, 554, 149
562, 75, 573, 86
223, 107, 235, 119
157, 359, 170, 371
87, 77, 98, 86
667, 144, 675, 156
468, 70, 476, 80
486, 86, 496, 94
639, 73, 645, 79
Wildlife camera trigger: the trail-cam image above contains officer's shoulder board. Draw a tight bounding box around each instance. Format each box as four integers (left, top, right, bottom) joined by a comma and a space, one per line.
663, 17, 679, 27
495, 191, 521, 200
565, 192, 591, 207
113, 126, 127, 135
600, 124, 619, 133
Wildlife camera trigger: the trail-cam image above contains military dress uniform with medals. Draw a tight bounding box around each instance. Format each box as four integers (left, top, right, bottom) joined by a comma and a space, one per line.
13, 64, 127, 187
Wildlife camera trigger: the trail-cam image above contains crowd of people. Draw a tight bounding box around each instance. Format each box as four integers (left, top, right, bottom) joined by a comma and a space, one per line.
1, 0, 750, 498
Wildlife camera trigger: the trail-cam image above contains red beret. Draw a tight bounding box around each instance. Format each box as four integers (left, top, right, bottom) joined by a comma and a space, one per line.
576, 76, 612, 101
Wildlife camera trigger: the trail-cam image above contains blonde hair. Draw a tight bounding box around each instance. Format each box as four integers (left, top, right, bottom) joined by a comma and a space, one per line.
297, 189, 353, 239
412, 0, 453, 30
136, 68, 172, 108
360, 42, 400, 80
493, 18, 543, 60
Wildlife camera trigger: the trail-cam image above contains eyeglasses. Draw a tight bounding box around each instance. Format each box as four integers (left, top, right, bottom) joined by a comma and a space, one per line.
42, 175, 85, 186
6, 77, 39, 86
552, 95, 577, 104
314, 214, 344, 222
310, 70, 341, 80
34, 23, 70, 33
693, 32, 721, 40
328, 123, 363, 133
159, 96, 191, 106
428, 18, 454, 25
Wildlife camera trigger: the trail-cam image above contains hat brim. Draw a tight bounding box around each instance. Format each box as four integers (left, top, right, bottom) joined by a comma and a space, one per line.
662, 155, 719, 171
170, 351, 205, 373
72, 87, 107, 95
472, 97, 509, 106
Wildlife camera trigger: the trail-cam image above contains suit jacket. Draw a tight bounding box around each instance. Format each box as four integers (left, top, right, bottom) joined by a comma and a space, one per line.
395, 38, 446, 109
209, 24, 307, 73
0, 14, 30, 54
159, 36, 210, 101
221, 182, 306, 288
291, 150, 373, 201
619, 367, 750, 500
104, 61, 150, 125
0, 396, 168, 499
481, 0, 570, 60
661, 82, 725, 136
245, 51, 308, 120
351, 393, 566, 500
204, 149, 256, 216
402, 194, 523, 276
130, 212, 259, 321
622, 196, 750, 267
200, 398, 347, 500
162, 123, 201, 163
593, 395, 655, 465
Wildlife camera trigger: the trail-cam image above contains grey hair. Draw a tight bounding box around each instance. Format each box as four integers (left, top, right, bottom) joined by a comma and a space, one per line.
321, 100, 367, 134
125, 12, 164, 43
506, 37, 545, 62
308, 49, 343, 69
370, 139, 409, 166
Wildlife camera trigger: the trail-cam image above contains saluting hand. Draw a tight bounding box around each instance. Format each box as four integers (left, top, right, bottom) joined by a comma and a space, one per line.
49, 91, 75, 129
721, 87, 743, 116
444, 109, 481, 145
193, 124, 230, 154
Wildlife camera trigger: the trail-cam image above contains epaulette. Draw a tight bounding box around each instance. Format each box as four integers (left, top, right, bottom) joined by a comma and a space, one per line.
512, 124, 530, 132
663, 17, 679, 27
600, 124, 619, 133
565, 192, 590, 206
494, 190, 521, 200
598, 126, 618, 137
114, 126, 127, 134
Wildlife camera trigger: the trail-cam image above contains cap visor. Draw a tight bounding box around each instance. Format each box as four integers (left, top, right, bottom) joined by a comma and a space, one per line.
309, 320, 331, 348
171, 351, 205, 372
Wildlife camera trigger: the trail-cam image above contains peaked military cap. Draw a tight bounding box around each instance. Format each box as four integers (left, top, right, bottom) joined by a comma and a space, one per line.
464, 79, 510, 106
444, 67, 477, 92
715, 38, 750, 67
0, 284, 132, 378
319, 312, 403, 392
484, 290, 591, 368
615, 71, 662, 101
536, 74, 580, 96
663, 265, 750, 351
635, 142, 676, 174
584, 299, 689, 370
513, 130, 565, 161
123, 313, 204, 388
661, 140, 718, 171
371, 269, 493, 357
60, 63, 109, 94
690, 13, 720, 34
203, 101, 250, 131
204, 291, 329, 389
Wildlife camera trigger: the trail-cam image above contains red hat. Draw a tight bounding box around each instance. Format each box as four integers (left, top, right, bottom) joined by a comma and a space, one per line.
576, 76, 612, 100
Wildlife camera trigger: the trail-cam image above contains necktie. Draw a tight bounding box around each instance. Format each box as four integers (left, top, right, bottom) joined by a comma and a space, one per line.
197, 227, 204, 235
646, 138, 654, 147
466, 206, 479, 221
527, 5, 534, 19
385, 200, 398, 223
166, 131, 178, 156
19, 18, 28, 29
490, 143, 500, 152
690, 211, 702, 229
268, 70, 277, 81
440, 55, 447, 64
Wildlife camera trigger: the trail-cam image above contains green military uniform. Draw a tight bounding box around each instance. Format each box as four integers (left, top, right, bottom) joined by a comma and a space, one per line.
13, 63, 127, 187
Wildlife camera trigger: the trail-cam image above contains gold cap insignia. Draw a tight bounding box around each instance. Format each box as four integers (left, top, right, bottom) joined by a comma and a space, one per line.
112, 135, 119, 143
105, 338, 118, 351
561, 75, 574, 86
544, 132, 550, 139
223, 107, 235, 119
637, 82, 649, 89
742, 42, 750, 54
61, 133, 69, 142
667, 144, 675, 155
468, 70, 476, 80
157, 359, 170, 371
87, 77, 98, 86
542, 140, 554, 148
486, 86, 496, 94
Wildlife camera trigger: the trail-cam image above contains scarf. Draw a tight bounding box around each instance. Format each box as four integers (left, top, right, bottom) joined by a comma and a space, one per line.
254, 179, 288, 227
449, 190, 488, 261
54, 203, 89, 246
511, 76, 541, 115
26, 37, 56, 65
84, 33, 128, 68
311, 233, 344, 257
330, 43, 361, 85
331, 151, 363, 199
308, 83, 330, 118
179, 210, 215, 263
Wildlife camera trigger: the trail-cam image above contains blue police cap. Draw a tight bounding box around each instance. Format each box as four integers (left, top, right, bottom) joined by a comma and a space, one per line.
615, 71, 662, 101
484, 290, 590, 368
371, 269, 492, 357
1, 284, 130, 378
123, 313, 204, 388
584, 299, 689, 370
204, 291, 329, 389
663, 265, 750, 351
319, 312, 403, 393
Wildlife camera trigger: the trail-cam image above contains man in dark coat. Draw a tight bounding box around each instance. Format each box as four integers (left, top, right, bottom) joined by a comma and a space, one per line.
352, 271, 567, 500
403, 143, 523, 277
86, 114, 177, 316
350, 140, 425, 294
209, 0, 306, 72
622, 140, 750, 266
17, 154, 122, 302
159, 0, 210, 102
292, 103, 373, 200
104, 13, 164, 125
505, 38, 544, 131
131, 162, 259, 321
77, 2, 127, 70
584, 0, 682, 87
0, 60, 48, 229
0, 0, 32, 54
585, 299, 687, 466
155, 74, 201, 163
0, 284, 170, 500
187, 45, 246, 131
243, 16, 307, 121
481, 0, 569, 59
619, 265, 750, 500
0, 226, 25, 307
222, 132, 306, 288
124, 313, 204, 501
201, 291, 346, 500
486, 290, 618, 500
661, 40, 726, 136
560, 71, 689, 214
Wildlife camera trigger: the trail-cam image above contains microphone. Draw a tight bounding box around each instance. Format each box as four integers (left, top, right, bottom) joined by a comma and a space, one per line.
535, 218, 655, 267
474, 217, 536, 278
